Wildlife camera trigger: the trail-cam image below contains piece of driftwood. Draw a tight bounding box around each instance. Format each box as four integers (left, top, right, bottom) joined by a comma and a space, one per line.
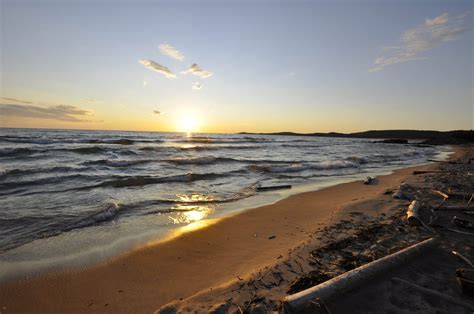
452, 251, 474, 268
392, 189, 404, 199
433, 190, 449, 199
281, 238, 437, 313
413, 170, 447, 175
256, 185, 292, 191
446, 228, 474, 236
392, 183, 412, 200
438, 205, 473, 211
447, 191, 473, 200
392, 277, 474, 310
407, 200, 421, 226
457, 268, 474, 293
457, 277, 474, 297
452, 216, 474, 229
457, 268, 474, 280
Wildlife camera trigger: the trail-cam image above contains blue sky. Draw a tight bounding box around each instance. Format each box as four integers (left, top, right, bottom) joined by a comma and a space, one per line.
1, 0, 472, 132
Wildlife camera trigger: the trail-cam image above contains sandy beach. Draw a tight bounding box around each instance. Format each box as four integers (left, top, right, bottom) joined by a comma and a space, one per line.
1, 146, 471, 313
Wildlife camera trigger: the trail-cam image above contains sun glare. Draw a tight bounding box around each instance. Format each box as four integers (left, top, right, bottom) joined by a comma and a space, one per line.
179, 116, 198, 133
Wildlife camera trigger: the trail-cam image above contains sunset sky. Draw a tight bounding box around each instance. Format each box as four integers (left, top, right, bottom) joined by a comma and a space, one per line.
1, 0, 472, 133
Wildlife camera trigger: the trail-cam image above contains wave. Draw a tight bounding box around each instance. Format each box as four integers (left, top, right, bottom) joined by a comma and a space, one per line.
281, 144, 322, 148
0, 145, 141, 158
0, 146, 108, 157
164, 156, 303, 166
0, 135, 164, 145
0, 183, 258, 251
0, 174, 102, 195
86, 138, 163, 145
138, 145, 261, 152
345, 156, 369, 164
165, 156, 239, 165
88, 138, 134, 145
76, 172, 229, 190
174, 138, 269, 144
0, 147, 37, 157
67, 146, 107, 154
0, 166, 83, 180
0, 203, 122, 252
65, 202, 121, 230
249, 160, 360, 173
82, 159, 152, 167
177, 145, 261, 151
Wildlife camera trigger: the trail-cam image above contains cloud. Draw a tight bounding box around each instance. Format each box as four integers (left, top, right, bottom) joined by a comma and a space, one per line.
0, 103, 95, 122
159, 44, 185, 61
153, 110, 161, 114
181, 63, 213, 78
370, 12, 470, 72
139, 59, 176, 79
1, 97, 33, 104
86, 98, 104, 104
192, 82, 202, 90
425, 13, 449, 26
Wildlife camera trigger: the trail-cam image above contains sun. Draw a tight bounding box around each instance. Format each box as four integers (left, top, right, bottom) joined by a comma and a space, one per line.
179, 116, 199, 133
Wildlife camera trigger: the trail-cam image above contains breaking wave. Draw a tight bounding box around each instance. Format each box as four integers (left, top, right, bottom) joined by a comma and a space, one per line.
249, 160, 360, 173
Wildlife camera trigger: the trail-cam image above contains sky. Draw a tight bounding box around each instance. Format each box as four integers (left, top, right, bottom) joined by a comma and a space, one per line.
0, 0, 472, 133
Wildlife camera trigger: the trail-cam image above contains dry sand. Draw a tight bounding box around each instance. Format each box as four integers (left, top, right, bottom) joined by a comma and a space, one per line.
0, 146, 471, 313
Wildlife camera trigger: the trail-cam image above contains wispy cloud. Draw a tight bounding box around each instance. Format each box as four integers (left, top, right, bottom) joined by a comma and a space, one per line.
182, 63, 213, 78
139, 59, 176, 79
153, 110, 161, 114
192, 82, 202, 90
0, 103, 95, 122
86, 98, 104, 104
159, 43, 184, 61
1, 97, 33, 104
370, 12, 470, 72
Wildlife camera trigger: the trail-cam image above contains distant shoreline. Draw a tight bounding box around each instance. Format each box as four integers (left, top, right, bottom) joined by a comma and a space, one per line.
239, 129, 473, 145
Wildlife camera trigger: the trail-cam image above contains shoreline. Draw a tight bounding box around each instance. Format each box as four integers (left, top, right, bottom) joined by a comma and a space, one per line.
0, 154, 448, 313
0, 150, 449, 284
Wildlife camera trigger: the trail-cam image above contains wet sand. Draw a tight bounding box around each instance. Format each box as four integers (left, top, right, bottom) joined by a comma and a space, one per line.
0, 154, 460, 313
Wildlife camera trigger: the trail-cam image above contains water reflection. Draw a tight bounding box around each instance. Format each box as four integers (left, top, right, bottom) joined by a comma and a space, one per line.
169, 193, 215, 224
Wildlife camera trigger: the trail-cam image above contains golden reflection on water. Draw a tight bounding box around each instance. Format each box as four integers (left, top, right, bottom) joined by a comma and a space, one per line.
169, 193, 215, 224
141, 193, 218, 248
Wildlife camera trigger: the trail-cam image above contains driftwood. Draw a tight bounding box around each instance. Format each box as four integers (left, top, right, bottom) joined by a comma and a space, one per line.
392, 189, 405, 199
452, 251, 474, 268
452, 216, 474, 229
457, 268, 474, 281
392, 183, 412, 200
413, 170, 447, 175
447, 191, 473, 200
439, 205, 473, 211
457, 277, 474, 297
433, 190, 449, 199
445, 228, 474, 236
282, 238, 437, 313
392, 277, 474, 310
407, 200, 421, 226
256, 185, 292, 191
457, 268, 474, 296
